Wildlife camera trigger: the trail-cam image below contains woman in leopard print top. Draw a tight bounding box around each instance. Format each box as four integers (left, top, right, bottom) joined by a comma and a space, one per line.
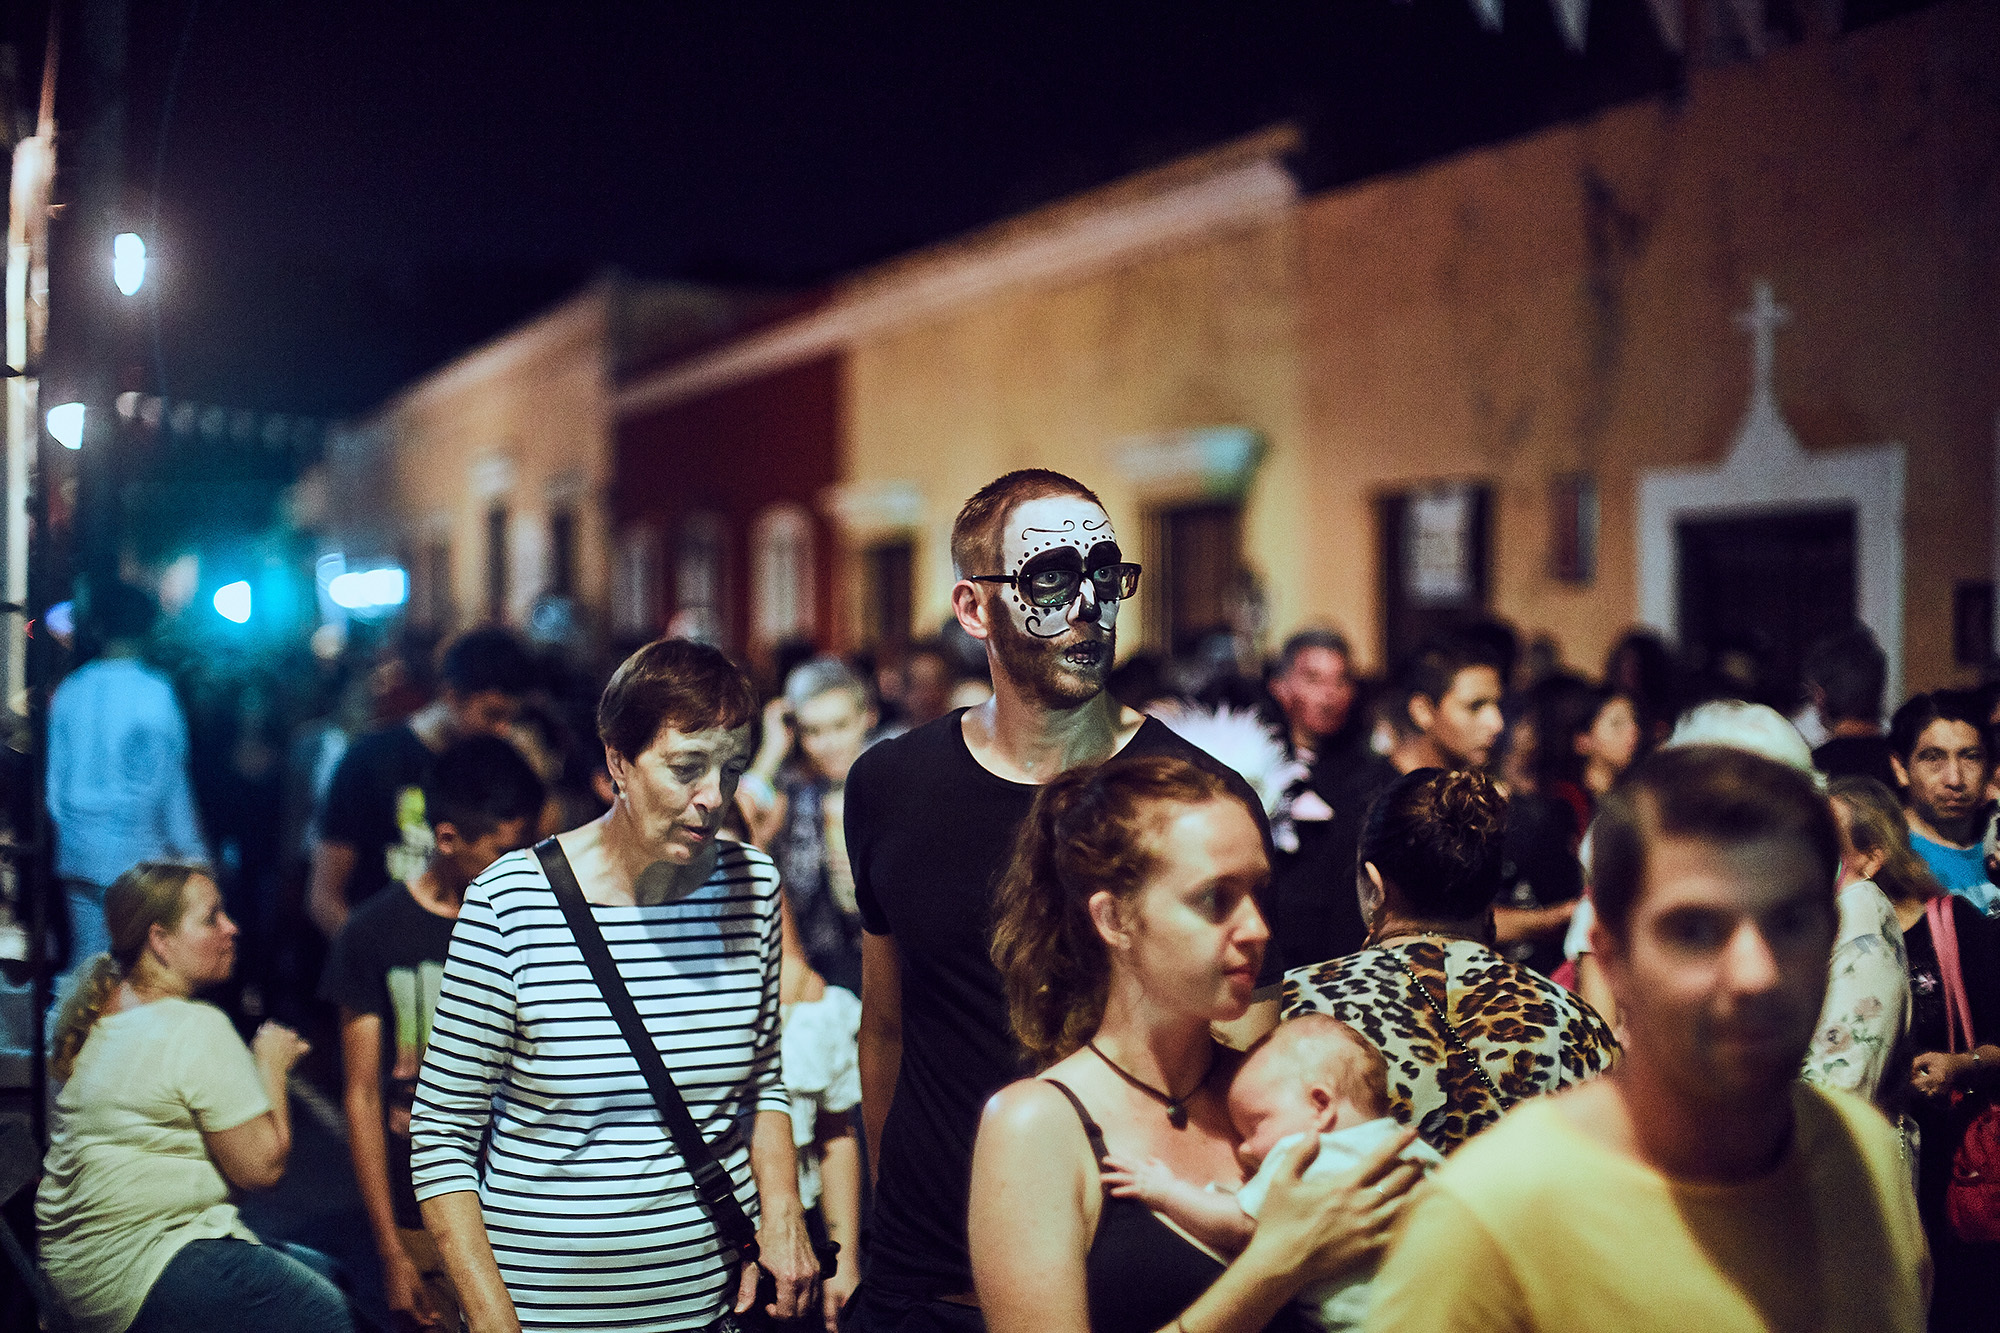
1280, 768, 1617, 1154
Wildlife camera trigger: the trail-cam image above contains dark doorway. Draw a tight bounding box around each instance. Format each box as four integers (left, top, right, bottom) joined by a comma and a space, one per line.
485, 506, 509, 623
1676, 507, 1857, 710
863, 540, 914, 661
548, 507, 577, 599
1147, 502, 1242, 657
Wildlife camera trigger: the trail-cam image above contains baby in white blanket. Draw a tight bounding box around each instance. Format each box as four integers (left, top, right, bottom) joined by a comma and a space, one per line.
1103, 1014, 1444, 1331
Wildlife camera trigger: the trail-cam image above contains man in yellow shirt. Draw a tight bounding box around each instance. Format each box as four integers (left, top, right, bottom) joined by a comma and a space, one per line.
1368, 744, 1928, 1333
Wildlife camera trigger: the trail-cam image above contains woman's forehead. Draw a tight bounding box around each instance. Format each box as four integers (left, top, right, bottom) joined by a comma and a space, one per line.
646, 722, 753, 759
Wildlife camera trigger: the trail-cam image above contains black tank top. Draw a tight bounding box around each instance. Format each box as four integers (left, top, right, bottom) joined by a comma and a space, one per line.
1044, 1080, 1310, 1333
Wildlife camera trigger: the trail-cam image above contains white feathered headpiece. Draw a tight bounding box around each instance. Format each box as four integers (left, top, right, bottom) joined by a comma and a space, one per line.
1144, 702, 1307, 821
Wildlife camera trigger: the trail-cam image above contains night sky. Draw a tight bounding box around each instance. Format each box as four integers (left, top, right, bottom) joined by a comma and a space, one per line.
19, 0, 1921, 421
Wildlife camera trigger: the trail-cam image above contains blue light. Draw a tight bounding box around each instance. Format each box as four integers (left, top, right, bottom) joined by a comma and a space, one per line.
328, 567, 408, 611
213, 580, 252, 623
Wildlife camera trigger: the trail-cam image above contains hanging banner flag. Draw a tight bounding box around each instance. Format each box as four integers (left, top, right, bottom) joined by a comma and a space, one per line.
1641, 0, 1684, 51
1548, 0, 1589, 49
1467, 0, 1503, 32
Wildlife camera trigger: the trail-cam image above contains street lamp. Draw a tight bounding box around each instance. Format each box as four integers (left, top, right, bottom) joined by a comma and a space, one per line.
113, 232, 146, 296
45, 402, 84, 450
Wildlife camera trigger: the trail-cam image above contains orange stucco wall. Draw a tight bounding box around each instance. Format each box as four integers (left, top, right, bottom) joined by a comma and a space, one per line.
844, 213, 1305, 653
375, 287, 614, 631
1297, 0, 1999, 687
838, 2, 1998, 694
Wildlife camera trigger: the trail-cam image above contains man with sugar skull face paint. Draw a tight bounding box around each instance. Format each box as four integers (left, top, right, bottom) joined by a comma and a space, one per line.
841, 471, 1275, 1333
967, 495, 1142, 711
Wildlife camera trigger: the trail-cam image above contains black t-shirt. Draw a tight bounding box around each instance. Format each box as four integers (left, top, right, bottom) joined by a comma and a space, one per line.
318, 881, 457, 1228
1902, 895, 2000, 1228
848, 710, 1269, 1297
1499, 788, 1588, 978
319, 723, 436, 909
1814, 734, 1899, 792
1264, 736, 1395, 975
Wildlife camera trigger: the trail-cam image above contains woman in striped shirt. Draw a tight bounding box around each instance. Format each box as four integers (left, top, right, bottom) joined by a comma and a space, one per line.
411, 639, 819, 1332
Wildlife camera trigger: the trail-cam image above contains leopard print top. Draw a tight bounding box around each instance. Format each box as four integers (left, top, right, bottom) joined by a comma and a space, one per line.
1279, 939, 1617, 1155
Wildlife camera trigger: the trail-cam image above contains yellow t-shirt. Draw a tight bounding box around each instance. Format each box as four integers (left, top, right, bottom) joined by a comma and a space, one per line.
1366, 1082, 1927, 1333
36, 997, 270, 1333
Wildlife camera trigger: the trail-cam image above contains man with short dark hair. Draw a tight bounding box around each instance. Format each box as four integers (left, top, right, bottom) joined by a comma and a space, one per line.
1805, 626, 1895, 788
1369, 745, 1927, 1333
1388, 634, 1580, 959
1264, 628, 1393, 968
1393, 636, 1506, 774
845, 469, 1269, 1332
309, 626, 537, 937
321, 735, 544, 1333
1889, 689, 1998, 912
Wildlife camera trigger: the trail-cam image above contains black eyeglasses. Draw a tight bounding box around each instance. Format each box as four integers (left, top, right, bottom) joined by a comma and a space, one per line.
970, 562, 1142, 609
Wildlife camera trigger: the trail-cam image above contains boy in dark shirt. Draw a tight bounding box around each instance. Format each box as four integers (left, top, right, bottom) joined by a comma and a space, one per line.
320, 735, 544, 1332
309, 626, 536, 938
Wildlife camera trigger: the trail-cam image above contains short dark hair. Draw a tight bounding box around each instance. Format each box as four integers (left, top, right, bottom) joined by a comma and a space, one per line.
439, 627, 536, 698
1400, 634, 1502, 712
88, 582, 158, 643
1888, 690, 1992, 766
597, 637, 758, 761
1274, 629, 1352, 679
950, 469, 1104, 580
423, 736, 546, 841
1802, 626, 1886, 723
1591, 745, 1840, 940
1358, 767, 1508, 919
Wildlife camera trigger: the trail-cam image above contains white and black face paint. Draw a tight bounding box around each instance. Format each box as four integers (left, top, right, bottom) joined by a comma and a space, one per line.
996, 495, 1125, 640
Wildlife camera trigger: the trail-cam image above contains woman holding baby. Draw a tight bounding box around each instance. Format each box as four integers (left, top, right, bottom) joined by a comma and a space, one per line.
969, 755, 1423, 1333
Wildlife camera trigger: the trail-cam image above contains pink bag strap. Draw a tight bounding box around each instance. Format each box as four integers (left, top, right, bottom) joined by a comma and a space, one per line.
1927, 895, 1977, 1054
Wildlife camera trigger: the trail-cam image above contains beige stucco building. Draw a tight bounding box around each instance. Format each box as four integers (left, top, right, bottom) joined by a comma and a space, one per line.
330, 275, 780, 646
612, 0, 1996, 698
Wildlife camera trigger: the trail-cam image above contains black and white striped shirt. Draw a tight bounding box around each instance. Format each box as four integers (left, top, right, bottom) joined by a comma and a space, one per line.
410, 840, 787, 1331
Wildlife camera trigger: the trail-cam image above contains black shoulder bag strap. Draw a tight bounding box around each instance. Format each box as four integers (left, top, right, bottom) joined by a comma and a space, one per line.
534, 836, 761, 1268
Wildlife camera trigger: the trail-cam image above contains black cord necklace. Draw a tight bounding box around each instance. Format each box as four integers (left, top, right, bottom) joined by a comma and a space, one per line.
1086, 1040, 1212, 1129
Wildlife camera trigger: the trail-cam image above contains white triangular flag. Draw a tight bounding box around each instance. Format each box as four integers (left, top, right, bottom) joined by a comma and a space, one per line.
1468, 0, 1504, 32
1549, 0, 1589, 49
1642, 0, 1684, 51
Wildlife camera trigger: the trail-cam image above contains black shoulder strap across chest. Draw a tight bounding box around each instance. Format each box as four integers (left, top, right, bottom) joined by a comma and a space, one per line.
533, 836, 760, 1266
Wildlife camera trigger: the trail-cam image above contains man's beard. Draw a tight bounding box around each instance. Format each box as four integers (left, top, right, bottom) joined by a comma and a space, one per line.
989, 607, 1113, 711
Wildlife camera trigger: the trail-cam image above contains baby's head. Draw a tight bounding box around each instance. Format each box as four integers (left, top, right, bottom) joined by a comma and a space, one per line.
1227, 1014, 1389, 1174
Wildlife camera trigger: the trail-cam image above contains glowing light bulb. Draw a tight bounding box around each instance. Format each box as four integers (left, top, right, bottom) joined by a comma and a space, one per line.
114, 233, 147, 296
46, 402, 85, 450
213, 580, 252, 624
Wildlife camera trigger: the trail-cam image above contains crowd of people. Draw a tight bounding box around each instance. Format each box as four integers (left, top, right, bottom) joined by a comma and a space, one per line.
20, 465, 2000, 1333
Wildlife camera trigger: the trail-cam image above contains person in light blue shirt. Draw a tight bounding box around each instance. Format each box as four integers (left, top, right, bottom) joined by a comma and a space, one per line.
1888, 689, 1998, 915
46, 583, 209, 969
